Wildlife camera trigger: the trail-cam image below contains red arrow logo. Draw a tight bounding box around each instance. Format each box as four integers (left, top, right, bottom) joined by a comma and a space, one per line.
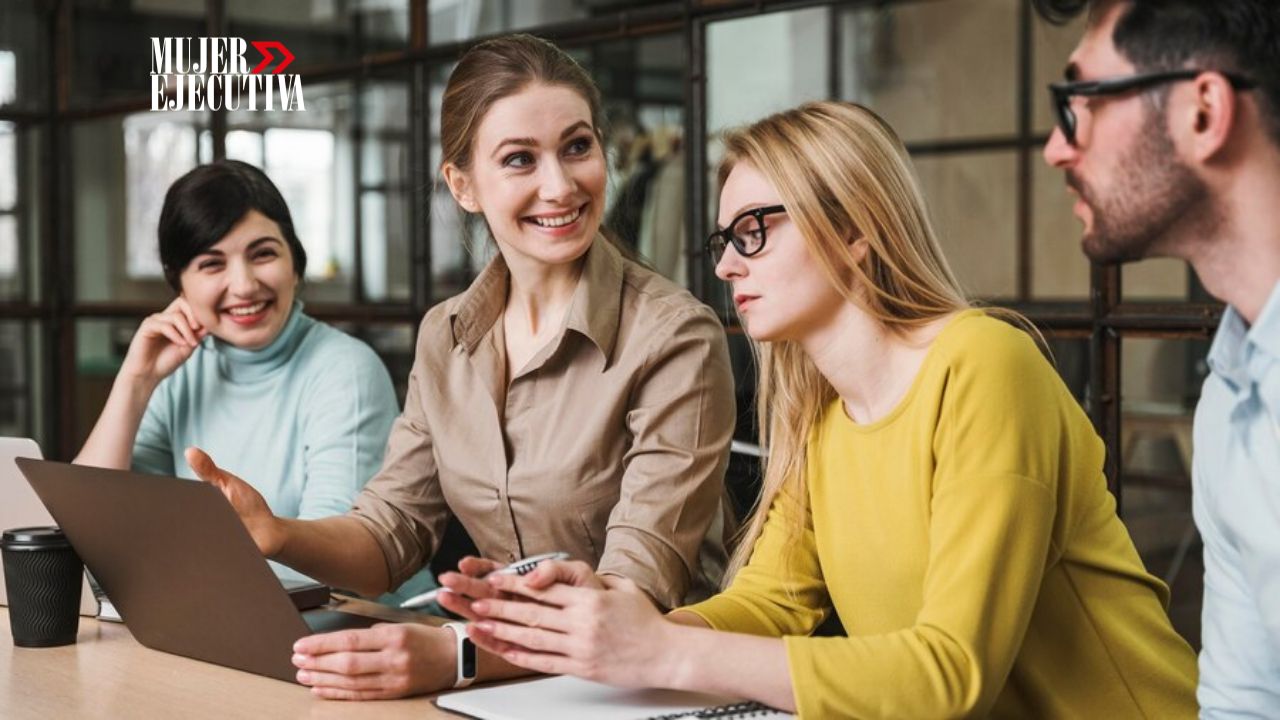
250, 41, 295, 74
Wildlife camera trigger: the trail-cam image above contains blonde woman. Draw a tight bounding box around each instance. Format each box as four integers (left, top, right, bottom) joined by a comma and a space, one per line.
462, 101, 1198, 718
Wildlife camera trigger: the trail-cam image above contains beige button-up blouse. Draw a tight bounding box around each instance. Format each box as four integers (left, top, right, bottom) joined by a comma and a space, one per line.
348, 238, 734, 607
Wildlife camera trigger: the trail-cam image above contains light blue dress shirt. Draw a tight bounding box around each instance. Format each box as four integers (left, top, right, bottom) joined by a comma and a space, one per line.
130, 301, 435, 603
1194, 279, 1280, 718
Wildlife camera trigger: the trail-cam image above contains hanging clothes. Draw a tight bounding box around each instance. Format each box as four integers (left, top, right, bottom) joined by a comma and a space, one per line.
638, 146, 687, 286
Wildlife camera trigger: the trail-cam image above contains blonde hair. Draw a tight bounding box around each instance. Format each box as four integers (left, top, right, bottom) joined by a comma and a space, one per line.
723, 101, 1034, 580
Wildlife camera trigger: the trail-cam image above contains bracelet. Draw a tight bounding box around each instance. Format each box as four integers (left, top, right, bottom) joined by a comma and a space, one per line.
443, 622, 476, 688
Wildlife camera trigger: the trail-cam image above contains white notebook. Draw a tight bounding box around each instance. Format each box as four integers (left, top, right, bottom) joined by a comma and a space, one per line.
435, 675, 793, 720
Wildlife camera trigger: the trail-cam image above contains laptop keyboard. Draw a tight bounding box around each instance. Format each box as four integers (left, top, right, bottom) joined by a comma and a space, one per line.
302, 610, 381, 634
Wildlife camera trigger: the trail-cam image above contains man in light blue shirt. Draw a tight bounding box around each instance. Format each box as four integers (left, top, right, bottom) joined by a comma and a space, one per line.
1194, 286, 1280, 712
1034, 0, 1280, 714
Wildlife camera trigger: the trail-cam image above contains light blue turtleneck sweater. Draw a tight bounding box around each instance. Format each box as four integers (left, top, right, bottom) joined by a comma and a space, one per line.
130, 302, 431, 600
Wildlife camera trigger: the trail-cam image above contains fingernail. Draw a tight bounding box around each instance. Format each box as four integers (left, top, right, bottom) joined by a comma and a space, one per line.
476, 621, 494, 632
472, 600, 489, 614
292, 653, 308, 666
297, 670, 311, 683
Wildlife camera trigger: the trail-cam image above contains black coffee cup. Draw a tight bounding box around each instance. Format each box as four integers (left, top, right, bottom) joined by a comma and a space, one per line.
2, 526, 83, 647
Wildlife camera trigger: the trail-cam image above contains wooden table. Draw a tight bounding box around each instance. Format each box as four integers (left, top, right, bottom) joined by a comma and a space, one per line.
0, 598, 459, 719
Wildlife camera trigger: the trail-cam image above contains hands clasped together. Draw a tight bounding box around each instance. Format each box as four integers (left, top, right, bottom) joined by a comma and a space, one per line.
463, 559, 676, 689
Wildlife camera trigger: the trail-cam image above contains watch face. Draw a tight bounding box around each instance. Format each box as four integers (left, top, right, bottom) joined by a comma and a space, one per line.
461, 637, 477, 678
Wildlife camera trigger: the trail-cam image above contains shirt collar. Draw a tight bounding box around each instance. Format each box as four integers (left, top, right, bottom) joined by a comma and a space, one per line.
1207, 278, 1280, 393
449, 236, 624, 364
449, 251, 509, 353
564, 236, 623, 363
1248, 279, 1280, 363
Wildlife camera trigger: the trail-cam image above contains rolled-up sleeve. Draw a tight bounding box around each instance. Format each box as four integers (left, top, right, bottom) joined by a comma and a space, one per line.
596, 304, 735, 609
348, 319, 451, 590
680, 485, 829, 637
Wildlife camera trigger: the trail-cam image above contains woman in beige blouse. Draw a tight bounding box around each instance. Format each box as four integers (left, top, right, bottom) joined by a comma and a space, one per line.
188, 33, 734, 699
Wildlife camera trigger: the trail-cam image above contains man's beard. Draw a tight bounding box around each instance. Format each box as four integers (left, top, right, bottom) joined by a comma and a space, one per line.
1069, 114, 1210, 265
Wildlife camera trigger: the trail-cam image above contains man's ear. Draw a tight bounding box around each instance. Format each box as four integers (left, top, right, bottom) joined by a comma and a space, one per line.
442, 163, 480, 213
1183, 72, 1241, 162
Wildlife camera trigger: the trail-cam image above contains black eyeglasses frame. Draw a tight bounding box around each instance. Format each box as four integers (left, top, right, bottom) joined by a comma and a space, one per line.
1048, 69, 1257, 146
705, 204, 788, 264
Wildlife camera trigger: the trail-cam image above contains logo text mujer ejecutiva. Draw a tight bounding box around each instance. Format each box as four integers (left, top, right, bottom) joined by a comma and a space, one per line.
151, 37, 305, 112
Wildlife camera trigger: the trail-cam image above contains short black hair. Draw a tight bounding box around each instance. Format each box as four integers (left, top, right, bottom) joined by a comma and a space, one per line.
157, 160, 307, 291
1032, 0, 1280, 145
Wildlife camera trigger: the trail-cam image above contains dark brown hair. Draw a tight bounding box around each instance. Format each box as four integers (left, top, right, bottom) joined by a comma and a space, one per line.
159, 160, 306, 291
439, 33, 606, 172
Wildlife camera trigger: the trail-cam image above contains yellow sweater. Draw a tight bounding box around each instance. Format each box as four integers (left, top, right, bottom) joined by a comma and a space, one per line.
683, 310, 1196, 718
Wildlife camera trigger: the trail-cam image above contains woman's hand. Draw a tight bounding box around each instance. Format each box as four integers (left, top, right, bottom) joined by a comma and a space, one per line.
467, 573, 674, 689
119, 297, 208, 387
434, 556, 505, 620
71, 298, 208, 470
292, 623, 456, 700
436, 557, 605, 621
185, 447, 286, 557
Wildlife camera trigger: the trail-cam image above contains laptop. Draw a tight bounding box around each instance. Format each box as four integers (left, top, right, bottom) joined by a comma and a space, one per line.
15, 457, 380, 683
0, 438, 100, 617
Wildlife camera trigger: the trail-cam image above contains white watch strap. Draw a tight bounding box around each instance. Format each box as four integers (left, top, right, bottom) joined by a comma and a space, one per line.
443, 622, 475, 688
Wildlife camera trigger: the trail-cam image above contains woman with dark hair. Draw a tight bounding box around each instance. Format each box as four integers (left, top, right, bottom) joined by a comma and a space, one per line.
188, 34, 735, 699
75, 160, 414, 594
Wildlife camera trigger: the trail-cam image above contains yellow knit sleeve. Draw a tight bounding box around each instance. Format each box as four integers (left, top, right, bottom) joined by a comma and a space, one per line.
784, 326, 1072, 718
680, 484, 829, 638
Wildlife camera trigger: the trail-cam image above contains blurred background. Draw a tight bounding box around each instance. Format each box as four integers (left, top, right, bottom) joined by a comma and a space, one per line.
0, 0, 1213, 647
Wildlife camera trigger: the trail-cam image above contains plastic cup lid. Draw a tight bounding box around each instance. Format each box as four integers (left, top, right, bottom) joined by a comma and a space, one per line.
1, 526, 72, 550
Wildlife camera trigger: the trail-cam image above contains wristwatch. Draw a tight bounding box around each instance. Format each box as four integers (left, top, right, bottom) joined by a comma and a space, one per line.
443, 622, 477, 688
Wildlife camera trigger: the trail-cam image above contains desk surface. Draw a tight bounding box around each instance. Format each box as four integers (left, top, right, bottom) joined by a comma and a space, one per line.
0, 598, 459, 719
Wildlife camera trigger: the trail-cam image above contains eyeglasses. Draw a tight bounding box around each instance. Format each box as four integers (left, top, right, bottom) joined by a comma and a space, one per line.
1049, 69, 1257, 146
706, 204, 787, 265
